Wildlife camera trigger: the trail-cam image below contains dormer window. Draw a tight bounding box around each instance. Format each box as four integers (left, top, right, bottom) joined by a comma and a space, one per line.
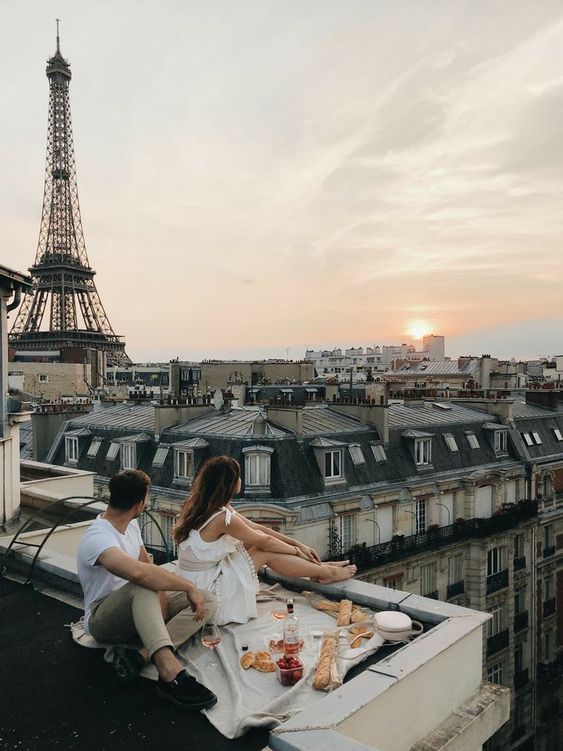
325, 449, 342, 478
494, 430, 507, 453
175, 449, 193, 479
348, 444, 365, 466
443, 433, 458, 453
242, 445, 273, 491
121, 443, 137, 470
65, 436, 78, 463
415, 439, 432, 465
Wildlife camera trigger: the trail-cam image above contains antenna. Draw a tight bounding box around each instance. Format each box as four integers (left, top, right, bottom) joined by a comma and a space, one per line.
56, 18, 60, 53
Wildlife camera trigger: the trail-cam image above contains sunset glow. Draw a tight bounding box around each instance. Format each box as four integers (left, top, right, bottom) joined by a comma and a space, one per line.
406, 321, 433, 341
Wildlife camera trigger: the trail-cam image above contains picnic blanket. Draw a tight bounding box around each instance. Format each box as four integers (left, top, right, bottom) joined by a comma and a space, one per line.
71, 583, 384, 739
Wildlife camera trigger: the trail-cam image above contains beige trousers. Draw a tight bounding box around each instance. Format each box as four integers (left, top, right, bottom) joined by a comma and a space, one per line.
89, 584, 217, 659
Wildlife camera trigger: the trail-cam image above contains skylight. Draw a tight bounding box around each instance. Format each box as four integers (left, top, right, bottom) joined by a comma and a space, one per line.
444, 433, 459, 452
466, 431, 480, 450
371, 444, 387, 463
348, 444, 365, 466
531, 432, 542, 445
553, 428, 563, 441
522, 433, 534, 447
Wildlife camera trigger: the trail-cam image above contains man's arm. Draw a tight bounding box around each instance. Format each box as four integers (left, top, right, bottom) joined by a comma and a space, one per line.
138, 546, 152, 564
97, 547, 205, 619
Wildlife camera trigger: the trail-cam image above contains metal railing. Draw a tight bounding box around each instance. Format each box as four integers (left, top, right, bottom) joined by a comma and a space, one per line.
486, 569, 509, 595
514, 611, 529, 633
487, 629, 509, 657
513, 556, 526, 571
542, 545, 556, 559
447, 580, 465, 599
345, 500, 538, 573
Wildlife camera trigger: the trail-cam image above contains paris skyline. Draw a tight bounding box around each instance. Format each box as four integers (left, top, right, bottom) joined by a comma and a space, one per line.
1, 1, 563, 362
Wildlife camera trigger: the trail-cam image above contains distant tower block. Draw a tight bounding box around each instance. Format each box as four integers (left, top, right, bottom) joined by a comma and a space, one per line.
422, 335, 445, 360
9, 24, 130, 366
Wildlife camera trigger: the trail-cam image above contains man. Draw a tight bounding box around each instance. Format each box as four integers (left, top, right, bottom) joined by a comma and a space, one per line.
77, 469, 217, 710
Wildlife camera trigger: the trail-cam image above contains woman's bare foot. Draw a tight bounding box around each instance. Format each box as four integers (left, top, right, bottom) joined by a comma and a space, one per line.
318, 564, 356, 584
324, 559, 350, 567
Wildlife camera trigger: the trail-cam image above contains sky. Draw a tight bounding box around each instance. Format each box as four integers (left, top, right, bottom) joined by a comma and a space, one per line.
1, 0, 563, 362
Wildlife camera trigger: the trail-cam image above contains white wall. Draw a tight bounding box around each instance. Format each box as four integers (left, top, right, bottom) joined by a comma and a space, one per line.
475, 486, 492, 518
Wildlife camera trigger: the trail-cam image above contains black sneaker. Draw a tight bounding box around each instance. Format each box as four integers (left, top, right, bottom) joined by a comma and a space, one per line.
112, 647, 145, 685
156, 669, 217, 710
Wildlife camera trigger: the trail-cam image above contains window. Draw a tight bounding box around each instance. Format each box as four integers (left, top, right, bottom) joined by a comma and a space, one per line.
544, 631, 555, 661
339, 514, 355, 553
487, 662, 503, 685
514, 643, 523, 673
487, 603, 504, 637
121, 443, 136, 470
487, 547, 504, 577
544, 525, 554, 549
420, 562, 437, 597
38, 374, 49, 382
415, 439, 432, 465
553, 428, 563, 441
444, 433, 459, 452
415, 498, 427, 534
522, 432, 534, 447
87, 438, 103, 458
466, 431, 480, 449
514, 533, 524, 559
65, 437, 78, 462
324, 450, 342, 479
371, 444, 387, 463
531, 431, 542, 445
448, 554, 462, 585
544, 577, 553, 600
348, 444, 365, 465
175, 450, 193, 480
152, 446, 170, 467
514, 589, 525, 615
106, 442, 120, 461
494, 431, 507, 453
245, 453, 270, 487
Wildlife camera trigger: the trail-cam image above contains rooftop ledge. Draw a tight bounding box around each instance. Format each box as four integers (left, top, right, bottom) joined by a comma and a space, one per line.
0, 524, 510, 751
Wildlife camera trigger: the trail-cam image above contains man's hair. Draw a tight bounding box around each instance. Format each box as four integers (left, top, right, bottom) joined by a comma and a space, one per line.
108, 470, 151, 510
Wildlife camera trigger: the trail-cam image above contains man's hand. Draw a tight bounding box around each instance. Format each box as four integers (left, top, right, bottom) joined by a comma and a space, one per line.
186, 586, 205, 620
297, 543, 321, 564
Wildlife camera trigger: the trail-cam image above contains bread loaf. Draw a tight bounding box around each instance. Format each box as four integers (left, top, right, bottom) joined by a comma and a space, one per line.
337, 599, 353, 626
254, 658, 276, 673
350, 609, 368, 623
313, 634, 338, 690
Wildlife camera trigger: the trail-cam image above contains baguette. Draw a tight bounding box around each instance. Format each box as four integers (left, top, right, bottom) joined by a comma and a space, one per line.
337, 599, 353, 626
313, 634, 338, 690
350, 609, 368, 623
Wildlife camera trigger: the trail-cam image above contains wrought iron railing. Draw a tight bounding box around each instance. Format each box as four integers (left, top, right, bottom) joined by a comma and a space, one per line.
447, 580, 465, 599
514, 611, 529, 633
345, 500, 538, 573
487, 629, 509, 657
486, 569, 509, 595
514, 668, 529, 691
513, 556, 526, 571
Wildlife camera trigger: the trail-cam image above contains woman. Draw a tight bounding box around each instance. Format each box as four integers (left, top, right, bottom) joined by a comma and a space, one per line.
173, 456, 356, 625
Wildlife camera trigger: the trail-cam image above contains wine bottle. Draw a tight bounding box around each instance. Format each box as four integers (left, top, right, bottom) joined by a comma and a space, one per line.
283, 598, 300, 655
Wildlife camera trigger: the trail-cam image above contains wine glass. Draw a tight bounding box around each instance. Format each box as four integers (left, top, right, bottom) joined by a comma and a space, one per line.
201, 623, 221, 669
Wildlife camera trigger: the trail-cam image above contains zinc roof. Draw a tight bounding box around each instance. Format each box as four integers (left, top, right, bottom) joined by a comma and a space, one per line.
388, 402, 492, 429
301, 405, 370, 435
169, 408, 287, 438
391, 361, 478, 376
70, 403, 155, 432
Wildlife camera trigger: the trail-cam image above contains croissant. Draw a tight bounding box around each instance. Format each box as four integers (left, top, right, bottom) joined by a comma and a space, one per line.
313, 635, 338, 690
240, 652, 255, 670
337, 599, 353, 627
254, 658, 276, 673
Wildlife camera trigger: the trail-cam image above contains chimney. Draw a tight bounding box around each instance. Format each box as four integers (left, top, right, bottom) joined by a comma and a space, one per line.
265, 406, 303, 435
525, 390, 560, 411
330, 402, 389, 446
154, 403, 214, 436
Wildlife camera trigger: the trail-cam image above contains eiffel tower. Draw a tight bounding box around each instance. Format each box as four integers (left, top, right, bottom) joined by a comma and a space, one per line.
9, 24, 130, 366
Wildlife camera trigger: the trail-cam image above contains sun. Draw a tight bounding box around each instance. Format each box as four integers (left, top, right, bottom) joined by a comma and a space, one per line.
407, 320, 432, 340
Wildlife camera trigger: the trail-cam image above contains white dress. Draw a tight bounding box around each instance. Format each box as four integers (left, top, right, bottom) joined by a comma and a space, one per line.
175, 506, 259, 625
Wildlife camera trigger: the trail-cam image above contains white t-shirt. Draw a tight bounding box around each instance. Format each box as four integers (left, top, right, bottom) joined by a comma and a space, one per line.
77, 515, 143, 632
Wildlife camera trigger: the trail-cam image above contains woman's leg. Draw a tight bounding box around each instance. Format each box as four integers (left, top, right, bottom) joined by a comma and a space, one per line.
249, 547, 356, 583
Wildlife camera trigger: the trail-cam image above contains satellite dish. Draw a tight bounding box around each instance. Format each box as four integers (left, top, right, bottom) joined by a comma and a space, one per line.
213, 389, 224, 411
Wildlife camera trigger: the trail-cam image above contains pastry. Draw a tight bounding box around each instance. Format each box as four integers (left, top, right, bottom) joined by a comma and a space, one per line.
254, 658, 276, 673
337, 599, 353, 626
350, 635, 363, 649
350, 609, 368, 623
313, 634, 338, 689
240, 651, 255, 670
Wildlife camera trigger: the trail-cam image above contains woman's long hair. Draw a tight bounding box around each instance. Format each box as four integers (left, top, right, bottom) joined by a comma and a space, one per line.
173, 455, 241, 544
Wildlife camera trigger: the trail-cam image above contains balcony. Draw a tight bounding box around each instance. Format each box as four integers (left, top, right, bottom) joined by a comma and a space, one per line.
537, 659, 562, 683
514, 611, 529, 633
487, 629, 509, 657
542, 545, 555, 558
514, 668, 529, 691
423, 590, 439, 600
486, 569, 509, 595
543, 597, 556, 618
345, 499, 538, 573
447, 580, 465, 599
513, 556, 526, 571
